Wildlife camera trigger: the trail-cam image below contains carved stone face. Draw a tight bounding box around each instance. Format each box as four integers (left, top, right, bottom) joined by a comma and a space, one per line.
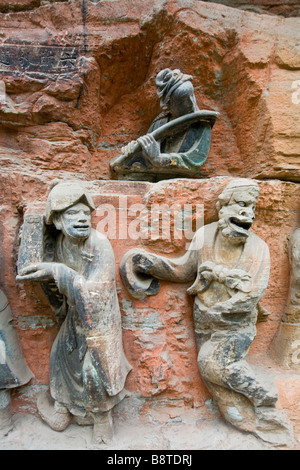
53, 202, 92, 241
217, 188, 258, 243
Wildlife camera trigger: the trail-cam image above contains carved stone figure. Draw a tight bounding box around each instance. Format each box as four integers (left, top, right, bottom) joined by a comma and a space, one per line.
274, 227, 300, 369
120, 178, 292, 445
0, 289, 33, 437
17, 181, 131, 444
110, 68, 219, 181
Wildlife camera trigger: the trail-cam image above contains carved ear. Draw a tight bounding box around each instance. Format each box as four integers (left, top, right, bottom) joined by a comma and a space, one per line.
52, 213, 62, 231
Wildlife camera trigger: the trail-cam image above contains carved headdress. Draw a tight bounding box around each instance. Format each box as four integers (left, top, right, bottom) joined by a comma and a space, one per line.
156, 68, 193, 109
45, 180, 95, 225
216, 178, 260, 210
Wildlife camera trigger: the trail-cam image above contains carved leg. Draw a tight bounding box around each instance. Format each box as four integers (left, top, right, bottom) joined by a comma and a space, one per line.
198, 330, 278, 408
205, 381, 293, 446
224, 360, 278, 407
37, 391, 72, 432
0, 390, 13, 437
92, 410, 114, 445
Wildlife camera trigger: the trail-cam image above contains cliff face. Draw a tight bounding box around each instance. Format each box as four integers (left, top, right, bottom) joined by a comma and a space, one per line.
0, 0, 299, 182
0, 0, 299, 446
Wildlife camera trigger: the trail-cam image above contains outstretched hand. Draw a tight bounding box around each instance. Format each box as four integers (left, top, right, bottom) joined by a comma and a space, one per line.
16, 262, 60, 282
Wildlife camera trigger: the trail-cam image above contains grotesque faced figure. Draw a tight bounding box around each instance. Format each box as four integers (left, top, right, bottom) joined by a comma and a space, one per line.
119, 179, 292, 445
216, 181, 259, 244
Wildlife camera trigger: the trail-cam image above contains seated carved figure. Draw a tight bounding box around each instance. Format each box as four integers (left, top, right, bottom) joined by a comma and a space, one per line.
17, 182, 131, 444
110, 68, 219, 181
120, 178, 292, 445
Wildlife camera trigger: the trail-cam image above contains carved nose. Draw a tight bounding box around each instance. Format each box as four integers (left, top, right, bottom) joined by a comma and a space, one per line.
239, 208, 255, 220
78, 211, 88, 221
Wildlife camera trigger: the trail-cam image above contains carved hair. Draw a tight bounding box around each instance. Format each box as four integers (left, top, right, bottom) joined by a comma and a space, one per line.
156, 68, 193, 109
216, 179, 259, 212
45, 181, 95, 225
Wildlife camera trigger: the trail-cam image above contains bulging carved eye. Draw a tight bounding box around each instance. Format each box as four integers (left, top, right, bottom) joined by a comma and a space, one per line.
237, 201, 246, 207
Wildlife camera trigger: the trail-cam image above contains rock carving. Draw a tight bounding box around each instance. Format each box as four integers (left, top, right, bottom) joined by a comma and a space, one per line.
120, 178, 293, 446
0, 289, 33, 437
110, 68, 219, 181
17, 181, 131, 444
274, 226, 300, 369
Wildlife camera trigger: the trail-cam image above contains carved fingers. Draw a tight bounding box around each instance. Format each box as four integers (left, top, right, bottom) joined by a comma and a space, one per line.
16, 262, 57, 282
137, 135, 160, 162
121, 140, 137, 156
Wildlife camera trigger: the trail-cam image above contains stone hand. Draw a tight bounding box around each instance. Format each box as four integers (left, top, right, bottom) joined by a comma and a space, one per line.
121, 140, 138, 157
16, 262, 61, 282
133, 253, 155, 275
137, 135, 160, 162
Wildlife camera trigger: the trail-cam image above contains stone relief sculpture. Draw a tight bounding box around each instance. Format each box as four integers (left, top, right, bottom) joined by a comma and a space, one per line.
16, 181, 132, 444
0, 289, 33, 437
274, 226, 300, 369
120, 178, 292, 445
110, 68, 219, 181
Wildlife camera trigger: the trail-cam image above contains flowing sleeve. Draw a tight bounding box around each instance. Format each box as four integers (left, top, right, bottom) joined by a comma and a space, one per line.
160, 123, 212, 174
120, 230, 202, 299
52, 232, 131, 395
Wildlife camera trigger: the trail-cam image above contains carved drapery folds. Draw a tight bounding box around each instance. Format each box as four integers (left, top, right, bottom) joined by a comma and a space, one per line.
16, 182, 131, 444
110, 68, 219, 182
120, 179, 293, 445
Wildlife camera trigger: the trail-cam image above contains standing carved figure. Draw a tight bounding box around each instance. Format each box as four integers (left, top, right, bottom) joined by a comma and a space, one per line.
120, 178, 292, 445
17, 182, 131, 444
110, 68, 219, 181
0, 289, 33, 437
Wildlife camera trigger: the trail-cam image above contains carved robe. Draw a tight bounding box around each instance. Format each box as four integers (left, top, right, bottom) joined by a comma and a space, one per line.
48, 229, 131, 416
0, 290, 33, 389
120, 222, 271, 406
146, 111, 212, 178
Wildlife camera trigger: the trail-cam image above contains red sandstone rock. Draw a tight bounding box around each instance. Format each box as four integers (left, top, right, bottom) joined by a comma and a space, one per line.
0, 0, 299, 447
0, 0, 299, 182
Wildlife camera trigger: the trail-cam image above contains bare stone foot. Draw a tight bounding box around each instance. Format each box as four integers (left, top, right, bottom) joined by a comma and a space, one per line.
254, 407, 294, 447
37, 391, 72, 432
92, 410, 114, 445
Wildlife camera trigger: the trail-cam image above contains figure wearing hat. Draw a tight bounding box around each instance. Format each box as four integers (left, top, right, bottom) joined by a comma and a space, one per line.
119, 178, 292, 444
17, 181, 131, 444
111, 68, 219, 181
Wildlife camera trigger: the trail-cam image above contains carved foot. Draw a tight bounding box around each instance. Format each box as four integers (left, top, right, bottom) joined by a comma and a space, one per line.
92, 410, 114, 445
254, 407, 294, 447
37, 391, 72, 432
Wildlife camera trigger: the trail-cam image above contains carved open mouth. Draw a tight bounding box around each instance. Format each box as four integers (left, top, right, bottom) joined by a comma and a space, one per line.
228, 217, 252, 235
73, 225, 89, 229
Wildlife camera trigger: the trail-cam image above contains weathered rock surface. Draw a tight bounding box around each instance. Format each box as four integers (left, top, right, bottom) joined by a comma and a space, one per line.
0, 0, 299, 182
1, 175, 299, 447
0, 0, 299, 449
